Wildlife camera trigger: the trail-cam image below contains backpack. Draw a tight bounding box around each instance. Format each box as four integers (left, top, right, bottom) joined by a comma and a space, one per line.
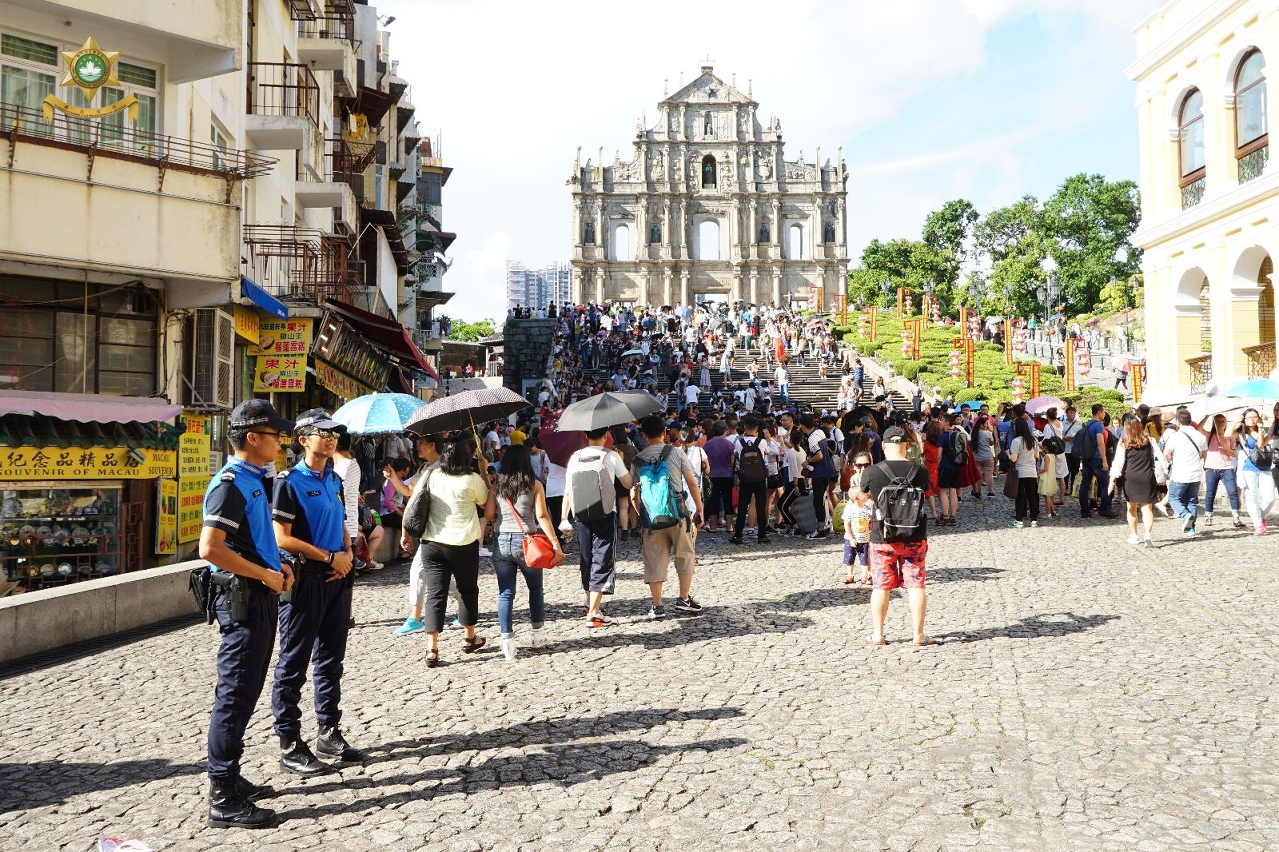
1041, 428, 1066, 456
1072, 422, 1093, 458
737, 437, 767, 484
637, 445, 683, 530
871, 464, 927, 542
946, 429, 970, 467
570, 450, 615, 523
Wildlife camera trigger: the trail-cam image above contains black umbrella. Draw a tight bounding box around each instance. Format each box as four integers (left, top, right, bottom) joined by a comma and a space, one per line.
557, 393, 644, 432
405, 387, 528, 434
608, 390, 666, 420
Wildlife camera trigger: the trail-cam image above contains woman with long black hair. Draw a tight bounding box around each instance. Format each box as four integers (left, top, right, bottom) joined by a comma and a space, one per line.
482, 445, 561, 660
401, 435, 489, 666
1007, 417, 1042, 528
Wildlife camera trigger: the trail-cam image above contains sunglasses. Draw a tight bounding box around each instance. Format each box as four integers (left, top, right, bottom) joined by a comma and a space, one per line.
853, 462, 870, 469
250, 430, 285, 440
303, 429, 339, 440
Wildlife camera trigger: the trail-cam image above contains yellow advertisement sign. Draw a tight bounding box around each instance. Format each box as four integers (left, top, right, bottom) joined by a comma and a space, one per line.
179, 476, 210, 544
156, 478, 177, 555
253, 318, 313, 393
180, 415, 211, 479
233, 306, 260, 345
0, 447, 176, 480
315, 361, 376, 402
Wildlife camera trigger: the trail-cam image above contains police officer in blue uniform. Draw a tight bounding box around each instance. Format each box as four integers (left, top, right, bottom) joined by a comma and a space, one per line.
200, 398, 295, 829
271, 408, 363, 774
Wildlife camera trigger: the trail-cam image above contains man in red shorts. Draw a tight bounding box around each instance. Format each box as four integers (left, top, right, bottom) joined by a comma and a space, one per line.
859, 425, 937, 647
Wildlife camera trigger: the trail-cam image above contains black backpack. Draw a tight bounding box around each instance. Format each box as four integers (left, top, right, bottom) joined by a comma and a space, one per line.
946, 430, 970, 467
738, 437, 767, 484
871, 464, 927, 541
1072, 422, 1093, 458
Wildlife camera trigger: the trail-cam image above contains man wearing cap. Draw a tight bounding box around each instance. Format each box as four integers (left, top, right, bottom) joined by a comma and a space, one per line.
201, 399, 295, 829
270, 408, 361, 776
860, 426, 936, 647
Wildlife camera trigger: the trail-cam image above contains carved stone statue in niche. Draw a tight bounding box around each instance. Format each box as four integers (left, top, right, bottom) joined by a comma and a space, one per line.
758, 220, 770, 244
756, 154, 772, 181
650, 150, 665, 180
704, 111, 713, 137
824, 221, 836, 244
650, 221, 662, 244
584, 220, 595, 244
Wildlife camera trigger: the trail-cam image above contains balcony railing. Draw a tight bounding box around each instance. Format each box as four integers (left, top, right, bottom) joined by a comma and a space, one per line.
1181, 176, 1206, 210
296, 2, 357, 45
1186, 354, 1213, 394
326, 136, 381, 185
1243, 341, 1276, 378
243, 224, 365, 304
1240, 145, 1269, 184
247, 62, 320, 129
0, 101, 274, 180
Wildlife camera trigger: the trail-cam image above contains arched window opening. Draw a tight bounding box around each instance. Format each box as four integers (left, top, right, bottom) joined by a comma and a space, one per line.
612, 224, 631, 261
1236, 50, 1269, 183
697, 220, 720, 261
788, 224, 804, 260
701, 154, 716, 188
1180, 89, 1206, 208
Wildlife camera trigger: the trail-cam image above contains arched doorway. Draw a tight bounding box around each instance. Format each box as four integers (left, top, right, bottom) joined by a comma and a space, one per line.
1175, 267, 1212, 392
1231, 246, 1276, 377
611, 224, 631, 261
696, 220, 720, 261
787, 224, 804, 260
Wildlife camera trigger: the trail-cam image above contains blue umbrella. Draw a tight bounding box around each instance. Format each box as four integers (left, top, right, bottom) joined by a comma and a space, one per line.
954, 400, 987, 411
1222, 378, 1279, 399
332, 393, 424, 434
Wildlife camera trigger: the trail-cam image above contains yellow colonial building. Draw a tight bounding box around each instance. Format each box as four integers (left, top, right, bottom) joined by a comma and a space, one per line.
1127, 0, 1279, 399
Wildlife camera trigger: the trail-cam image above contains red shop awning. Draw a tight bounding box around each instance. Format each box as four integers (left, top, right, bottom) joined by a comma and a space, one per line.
323, 298, 440, 383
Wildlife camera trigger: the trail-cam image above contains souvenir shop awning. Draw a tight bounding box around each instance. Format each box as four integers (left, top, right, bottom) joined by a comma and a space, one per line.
0, 390, 183, 425
240, 276, 289, 319
0, 413, 180, 450
323, 298, 440, 383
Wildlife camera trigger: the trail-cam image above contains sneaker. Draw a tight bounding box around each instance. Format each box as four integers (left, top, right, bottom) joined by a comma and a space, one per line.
1127, 534, 1140, 546
448, 617, 462, 630
674, 596, 703, 613
805, 529, 829, 540
586, 615, 614, 628
1182, 513, 1195, 533
394, 617, 425, 636
1203, 514, 1213, 527
729, 536, 744, 545
478, 547, 493, 558
647, 605, 666, 620
1010, 520, 1024, 528
1029, 520, 1038, 528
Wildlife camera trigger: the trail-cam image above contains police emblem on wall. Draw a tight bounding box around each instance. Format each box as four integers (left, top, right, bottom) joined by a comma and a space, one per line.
42, 35, 139, 124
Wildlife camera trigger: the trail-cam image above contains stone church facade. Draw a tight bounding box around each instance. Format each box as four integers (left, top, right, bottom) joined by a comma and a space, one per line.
569, 66, 849, 309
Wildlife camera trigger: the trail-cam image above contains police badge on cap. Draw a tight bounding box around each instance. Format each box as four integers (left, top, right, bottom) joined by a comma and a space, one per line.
229, 398, 294, 432
293, 408, 347, 434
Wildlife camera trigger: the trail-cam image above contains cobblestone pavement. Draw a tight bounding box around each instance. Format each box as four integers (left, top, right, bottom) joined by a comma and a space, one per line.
3, 494, 1279, 852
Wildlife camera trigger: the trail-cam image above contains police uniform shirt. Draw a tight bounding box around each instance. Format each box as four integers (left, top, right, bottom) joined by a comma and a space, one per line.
272, 461, 346, 555
203, 458, 281, 574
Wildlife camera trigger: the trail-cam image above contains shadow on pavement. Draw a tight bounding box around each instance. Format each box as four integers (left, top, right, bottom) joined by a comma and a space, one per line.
0, 614, 201, 679
935, 611, 1120, 644
0, 758, 204, 812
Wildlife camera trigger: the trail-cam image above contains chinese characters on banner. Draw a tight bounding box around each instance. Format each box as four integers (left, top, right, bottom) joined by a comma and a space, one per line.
178, 415, 212, 545
156, 478, 177, 555
315, 361, 377, 402
0, 447, 176, 480
252, 318, 314, 393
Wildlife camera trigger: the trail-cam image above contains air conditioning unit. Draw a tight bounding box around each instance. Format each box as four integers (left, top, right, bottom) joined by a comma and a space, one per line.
186, 308, 235, 410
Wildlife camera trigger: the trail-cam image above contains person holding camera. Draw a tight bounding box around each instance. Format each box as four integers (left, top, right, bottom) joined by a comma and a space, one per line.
271, 409, 362, 776
200, 399, 295, 829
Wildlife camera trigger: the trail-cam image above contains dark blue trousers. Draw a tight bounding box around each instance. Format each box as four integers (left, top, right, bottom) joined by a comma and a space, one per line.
207, 582, 278, 784
271, 566, 353, 739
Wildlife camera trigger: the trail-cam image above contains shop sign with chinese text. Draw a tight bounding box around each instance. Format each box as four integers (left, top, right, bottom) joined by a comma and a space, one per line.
252, 318, 314, 393
180, 415, 211, 479
178, 476, 210, 543
156, 478, 177, 554
315, 361, 377, 402
0, 447, 176, 480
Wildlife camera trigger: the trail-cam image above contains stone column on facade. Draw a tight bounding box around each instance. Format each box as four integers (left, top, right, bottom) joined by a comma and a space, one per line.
639, 265, 650, 308
662, 198, 672, 256
572, 268, 583, 305
680, 267, 690, 307
596, 269, 606, 306
731, 267, 743, 303
836, 197, 847, 252
771, 266, 782, 307
636, 203, 647, 262
771, 199, 781, 245
748, 198, 758, 261
749, 267, 760, 306
663, 266, 673, 307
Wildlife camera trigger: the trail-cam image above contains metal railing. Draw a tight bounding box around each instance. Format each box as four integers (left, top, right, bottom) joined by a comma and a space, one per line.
1186, 354, 1213, 394
296, 3, 357, 45
326, 136, 380, 185
247, 62, 320, 129
243, 224, 365, 304
0, 100, 274, 179
1243, 341, 1276, 378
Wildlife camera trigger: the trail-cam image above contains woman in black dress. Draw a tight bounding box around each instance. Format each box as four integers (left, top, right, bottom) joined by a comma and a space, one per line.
1109, 415, 1157, 549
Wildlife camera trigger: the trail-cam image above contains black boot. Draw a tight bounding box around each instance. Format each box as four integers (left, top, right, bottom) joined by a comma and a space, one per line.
208, 782, 277, 829
233, 774, 273, 800
278, 736, 333, 776
316, 725, 365, 762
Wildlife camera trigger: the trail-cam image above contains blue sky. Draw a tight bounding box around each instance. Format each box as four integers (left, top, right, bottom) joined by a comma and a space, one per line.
379, 0, 1158, 320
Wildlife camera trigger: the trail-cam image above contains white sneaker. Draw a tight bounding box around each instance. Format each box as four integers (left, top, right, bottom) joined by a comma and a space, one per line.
1127, 534, 1140, 546
478, 547, 493, 557
529, 627, 546, 648
500, 637, 517, 661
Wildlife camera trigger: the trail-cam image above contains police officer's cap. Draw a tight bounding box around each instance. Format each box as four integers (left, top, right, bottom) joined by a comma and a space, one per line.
229, 398, 294, 432
294, 408, 348, 435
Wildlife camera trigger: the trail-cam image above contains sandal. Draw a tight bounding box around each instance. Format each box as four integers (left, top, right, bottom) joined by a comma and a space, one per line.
867, 635, 887, 646
843, 576, 856, 584
426, 647, 440, 668
462, 635, 487, 654
913, 636, 941, 647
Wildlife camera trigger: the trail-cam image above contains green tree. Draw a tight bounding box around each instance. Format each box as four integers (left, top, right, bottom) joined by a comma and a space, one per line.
447, 318, 496, 342
974, 195, 1046, 316
1040, 174, 1142, 313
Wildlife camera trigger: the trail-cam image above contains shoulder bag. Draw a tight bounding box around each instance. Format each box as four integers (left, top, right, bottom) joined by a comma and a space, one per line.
504, 496, 562, 569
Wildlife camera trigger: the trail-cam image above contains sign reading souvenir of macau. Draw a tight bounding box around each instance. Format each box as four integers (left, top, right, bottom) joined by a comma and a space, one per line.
0, 447, 177, 481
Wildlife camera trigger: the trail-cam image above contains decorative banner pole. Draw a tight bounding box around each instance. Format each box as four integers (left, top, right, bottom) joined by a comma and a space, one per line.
869, 305, 879, 343
910, 318, 923, 360
964, 336, 975, 387
1027, 362, 1041, 399
1004, 316, 1014, 366
896, 287, 906, 319
959, 306, 970, 331
1131, 362, 1145, 404
1064, 337, 1077, 391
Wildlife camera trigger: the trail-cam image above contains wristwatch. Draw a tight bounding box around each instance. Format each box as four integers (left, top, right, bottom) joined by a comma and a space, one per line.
325, 550, 334, 565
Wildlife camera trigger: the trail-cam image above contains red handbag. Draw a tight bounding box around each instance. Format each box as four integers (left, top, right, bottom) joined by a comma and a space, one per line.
504, 497, 562, 569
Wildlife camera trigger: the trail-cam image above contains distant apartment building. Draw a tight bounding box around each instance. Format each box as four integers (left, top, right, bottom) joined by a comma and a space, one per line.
506, 261, 572, 312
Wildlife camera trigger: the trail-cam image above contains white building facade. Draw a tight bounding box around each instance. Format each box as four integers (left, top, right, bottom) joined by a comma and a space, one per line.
569, 66, 848, 310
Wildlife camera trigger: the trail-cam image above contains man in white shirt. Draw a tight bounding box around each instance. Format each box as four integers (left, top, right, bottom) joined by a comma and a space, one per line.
1165, 409, 1208, 535
564, 429, 634, 627
775, 363, 790, 402
384, 432, 410, 462
684, 382, 700, 412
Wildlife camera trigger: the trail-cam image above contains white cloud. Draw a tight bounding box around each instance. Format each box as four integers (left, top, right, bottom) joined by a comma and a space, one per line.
376, 0, 1157, 318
